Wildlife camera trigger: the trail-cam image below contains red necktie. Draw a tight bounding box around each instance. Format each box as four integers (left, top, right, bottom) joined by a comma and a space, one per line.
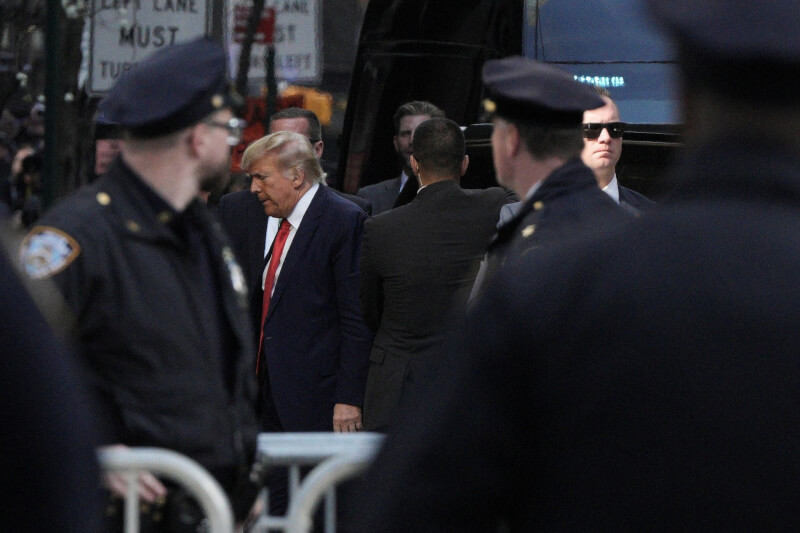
256, 219, 291, 374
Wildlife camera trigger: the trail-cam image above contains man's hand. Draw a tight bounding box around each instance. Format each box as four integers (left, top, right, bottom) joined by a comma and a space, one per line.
101, 444, 168, 503
333, 403, 363, 432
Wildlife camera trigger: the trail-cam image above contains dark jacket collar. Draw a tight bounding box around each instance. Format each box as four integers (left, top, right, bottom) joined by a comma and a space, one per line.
96, 158, 205, 245
528, 158, 598, 204
499, 158, 595, 232
414, 179, 460, 200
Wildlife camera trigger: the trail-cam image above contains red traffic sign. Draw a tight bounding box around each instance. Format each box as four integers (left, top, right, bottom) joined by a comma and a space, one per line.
233, 4, 276, 45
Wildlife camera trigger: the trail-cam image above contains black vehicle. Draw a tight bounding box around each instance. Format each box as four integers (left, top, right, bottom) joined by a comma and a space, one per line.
336, 0, 681, 199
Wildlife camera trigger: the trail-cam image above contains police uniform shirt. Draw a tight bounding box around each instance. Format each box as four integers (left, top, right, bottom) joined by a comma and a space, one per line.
118, 164, 238, 387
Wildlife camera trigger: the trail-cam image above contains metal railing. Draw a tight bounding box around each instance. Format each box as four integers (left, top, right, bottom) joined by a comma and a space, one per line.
98, 447, 235, 533
248, 432, 385, 533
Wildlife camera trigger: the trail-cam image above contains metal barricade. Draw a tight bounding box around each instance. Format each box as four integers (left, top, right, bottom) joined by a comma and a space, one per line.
98, 447, 235, 533
249, 432, 385, 533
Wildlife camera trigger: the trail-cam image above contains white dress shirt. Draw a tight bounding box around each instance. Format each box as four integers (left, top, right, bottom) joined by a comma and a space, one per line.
261, 183, 320, 293
602, 174, 620, 204
398, 170, 410, 193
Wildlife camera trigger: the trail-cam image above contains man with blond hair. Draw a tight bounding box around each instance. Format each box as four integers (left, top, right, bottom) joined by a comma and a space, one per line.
236, 131, 371, 435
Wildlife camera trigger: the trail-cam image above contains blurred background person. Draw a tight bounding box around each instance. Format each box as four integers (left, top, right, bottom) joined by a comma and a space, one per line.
1, 247, 102, 532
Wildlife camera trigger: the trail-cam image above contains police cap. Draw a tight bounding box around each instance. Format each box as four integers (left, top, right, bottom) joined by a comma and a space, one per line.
94, 111, 121, 140
99, 37, 241, 138
481, 56, 604, 126
649, 1, 800, 102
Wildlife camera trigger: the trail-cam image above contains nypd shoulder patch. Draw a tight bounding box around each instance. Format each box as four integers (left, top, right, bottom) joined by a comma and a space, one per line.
19, 226, 82, 279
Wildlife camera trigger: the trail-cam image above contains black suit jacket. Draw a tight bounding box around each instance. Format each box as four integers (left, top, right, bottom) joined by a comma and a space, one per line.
618, 183, 655, 215
355, 138, 800, 530
218, 190, 269, 295
359, 180, 509, 430
356, 176, 402, 215
339, 190, 372, 215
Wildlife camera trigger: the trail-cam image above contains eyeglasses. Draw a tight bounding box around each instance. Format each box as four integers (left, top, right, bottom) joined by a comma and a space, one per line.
204, 117, 247, 146
582, 122, 625, 139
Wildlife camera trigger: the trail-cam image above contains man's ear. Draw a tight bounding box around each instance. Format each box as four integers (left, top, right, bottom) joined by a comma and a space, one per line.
410, 154, 421, 177
292, 167, 306, 188
313, 140, 324, 159
187, 124, 206, 156
505, 123, 521, 158
460, 154, 469, 177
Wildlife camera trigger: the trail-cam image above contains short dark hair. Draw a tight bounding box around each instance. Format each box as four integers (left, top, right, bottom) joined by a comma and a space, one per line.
507, 117, 584, 160
411, 118, 465, 177
269, 107, 322, 141
393, 101, 445, 134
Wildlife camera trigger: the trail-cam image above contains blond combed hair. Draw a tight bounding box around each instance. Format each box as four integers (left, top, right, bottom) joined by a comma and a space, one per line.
241, 131, 325, 183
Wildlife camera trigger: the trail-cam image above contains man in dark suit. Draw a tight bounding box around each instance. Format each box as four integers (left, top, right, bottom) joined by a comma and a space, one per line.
354, 2, 800, 530
581, 87, 654, 215
359, 118, 509, 431
219, 108, 370, 292
231, 131, 372, 433
356, 101, 444, 214
469, 57, 631, 300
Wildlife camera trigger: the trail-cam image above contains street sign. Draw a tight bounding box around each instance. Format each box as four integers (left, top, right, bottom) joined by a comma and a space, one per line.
227, 0, 321, 84
233, 5, 276, 44
88, 0, 212, 95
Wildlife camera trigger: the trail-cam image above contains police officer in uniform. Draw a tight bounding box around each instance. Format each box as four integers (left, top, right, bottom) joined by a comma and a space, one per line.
19, 38, 258, 531
470, 57, 631, 299
355, 2, 800, 531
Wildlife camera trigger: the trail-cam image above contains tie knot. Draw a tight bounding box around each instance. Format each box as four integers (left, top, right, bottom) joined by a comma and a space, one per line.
279, 219, 291, 232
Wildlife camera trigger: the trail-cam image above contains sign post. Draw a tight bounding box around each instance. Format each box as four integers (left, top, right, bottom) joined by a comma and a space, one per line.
227, 0, 321, 85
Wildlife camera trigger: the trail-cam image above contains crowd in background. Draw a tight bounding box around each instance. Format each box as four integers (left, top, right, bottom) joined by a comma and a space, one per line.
0, 102, 45, 226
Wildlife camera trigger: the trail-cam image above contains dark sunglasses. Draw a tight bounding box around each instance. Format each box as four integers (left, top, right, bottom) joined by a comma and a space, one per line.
582, 122, 625, 139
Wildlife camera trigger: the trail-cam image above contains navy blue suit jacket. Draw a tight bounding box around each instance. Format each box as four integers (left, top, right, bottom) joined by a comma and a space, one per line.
220, 186, 373, 431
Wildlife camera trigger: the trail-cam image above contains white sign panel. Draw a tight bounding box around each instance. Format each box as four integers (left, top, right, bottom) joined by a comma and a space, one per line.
89, 0, 212, 94
227, 0, 321, 85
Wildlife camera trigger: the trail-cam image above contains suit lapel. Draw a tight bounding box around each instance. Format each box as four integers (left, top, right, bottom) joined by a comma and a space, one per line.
387, 177, 401, 196
265, 185, 326, 321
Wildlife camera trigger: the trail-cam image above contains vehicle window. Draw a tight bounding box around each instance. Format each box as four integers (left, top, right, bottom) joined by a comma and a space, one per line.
523, 0, 680, 124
